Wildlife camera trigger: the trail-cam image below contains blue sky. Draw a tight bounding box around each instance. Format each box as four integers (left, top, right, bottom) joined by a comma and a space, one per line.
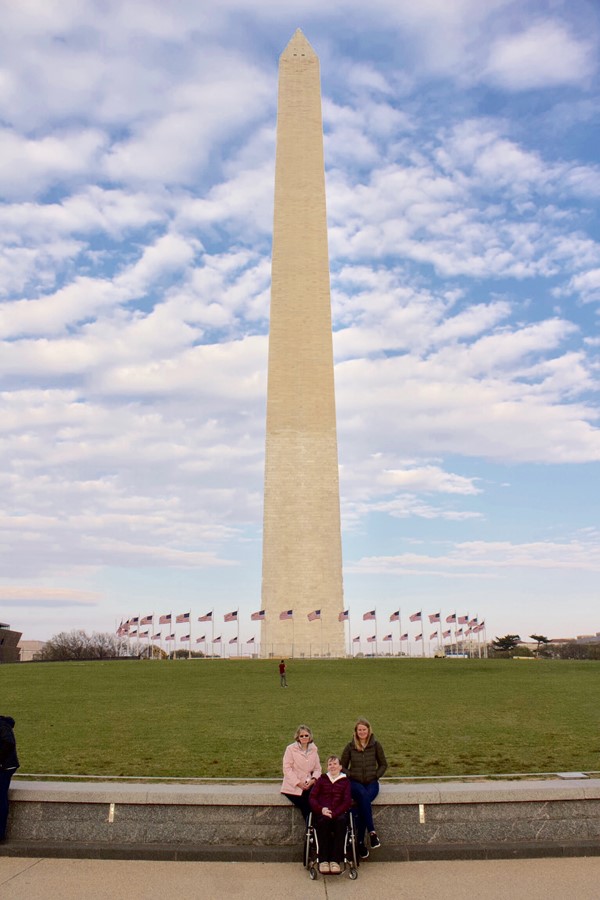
1, 0, 599, 648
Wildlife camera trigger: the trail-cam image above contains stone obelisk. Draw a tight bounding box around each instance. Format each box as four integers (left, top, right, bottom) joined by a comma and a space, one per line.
261, 30, 345, 658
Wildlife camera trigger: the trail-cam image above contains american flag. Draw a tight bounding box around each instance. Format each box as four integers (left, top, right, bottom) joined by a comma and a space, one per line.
469, 617, 478, 626
165, 634, 175, 641
198, 611, 212, 621
428, 612, 440, 624
409, 611, 421, 622
159, 614, 171, 624
180, 634, 190, 641
213, 635, 222, 643
339, 610, 349, 622
458, 615, 469, 624
129, 630, 138, 637
307, 610, 321, 621
229, 636, 238, 644
247, 637, 255, 644
430, 631, 438, 640
195, 636, 206, 643
367, 635, 377, 642
352, 636, 360, 643
129, 617, 139, 625
383, 634, 393, 641
140, 615, 153, 625
151, 633, 161, 640
456, 628, 463, 635
224, 610, 237, 622
400, 633, 408, 641
279, 609, 293, 620
176, 612, 190, 623
443, 629, 451, 638
363, 610, 376, 621
251, 610, 265, 621
139, 630, 149, 637
446, 613, 456, 623
389, 610, 400, 622
415, 633, 422, 641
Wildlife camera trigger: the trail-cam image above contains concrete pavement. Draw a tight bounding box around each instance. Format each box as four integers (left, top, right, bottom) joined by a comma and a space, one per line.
2, 857, 600, 899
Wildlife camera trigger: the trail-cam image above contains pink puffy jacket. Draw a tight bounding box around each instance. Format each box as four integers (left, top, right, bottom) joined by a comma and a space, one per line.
280, 741, 321, 796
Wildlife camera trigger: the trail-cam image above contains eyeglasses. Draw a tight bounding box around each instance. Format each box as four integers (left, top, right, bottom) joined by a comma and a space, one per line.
299, 734, 310, 738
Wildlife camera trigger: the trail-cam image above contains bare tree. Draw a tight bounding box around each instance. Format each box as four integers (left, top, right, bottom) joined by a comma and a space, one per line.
34, 630, 129, 661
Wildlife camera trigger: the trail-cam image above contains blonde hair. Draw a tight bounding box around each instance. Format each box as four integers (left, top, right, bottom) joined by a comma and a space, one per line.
294, 724, 313, 743
353, 717, 372, 749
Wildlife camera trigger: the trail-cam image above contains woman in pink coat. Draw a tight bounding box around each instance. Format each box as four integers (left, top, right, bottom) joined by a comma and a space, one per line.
281, 724, 321, 820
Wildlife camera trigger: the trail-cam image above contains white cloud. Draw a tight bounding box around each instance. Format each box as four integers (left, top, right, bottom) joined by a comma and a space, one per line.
486, 21, 596, 90
380, 465, 481, 494
349, 535, 600, 576
566, 268, 600, 303
0, 587, 99, 607
0, 128, 107, 199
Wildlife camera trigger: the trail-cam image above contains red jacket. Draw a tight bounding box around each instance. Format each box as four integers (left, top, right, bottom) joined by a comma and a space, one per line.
309, 772, 351, 821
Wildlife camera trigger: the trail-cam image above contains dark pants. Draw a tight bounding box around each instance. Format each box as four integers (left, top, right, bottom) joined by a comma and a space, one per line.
283, 789, 312, 820
314, 815, 347, 864
350, 780, 379, 843
0, 770, 14, 840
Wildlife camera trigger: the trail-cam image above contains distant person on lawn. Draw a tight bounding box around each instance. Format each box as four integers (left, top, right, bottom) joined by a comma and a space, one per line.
309, 755, 352, 875
281, 724, 321, 820
279, 659, 287, 687
0, 715, 19, 842
341, 717, 387, 859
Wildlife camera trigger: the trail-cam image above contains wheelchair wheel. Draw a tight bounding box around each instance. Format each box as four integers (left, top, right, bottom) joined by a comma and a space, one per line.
348, 867, 358, 880
309, 866, 318, 880
346, 815, 359, 870
303, 829, 311, 869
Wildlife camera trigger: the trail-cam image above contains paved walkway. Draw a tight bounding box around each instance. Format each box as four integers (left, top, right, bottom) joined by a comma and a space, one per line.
1, 857, 600, 899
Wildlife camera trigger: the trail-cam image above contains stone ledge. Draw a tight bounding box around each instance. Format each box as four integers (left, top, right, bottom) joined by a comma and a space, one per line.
5, 779, 600, 860
10, 777, 600, 806
2, 839, 600, 863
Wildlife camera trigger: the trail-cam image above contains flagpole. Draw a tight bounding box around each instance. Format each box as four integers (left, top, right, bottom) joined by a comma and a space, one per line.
263, 609, 267, 659
398, 608, 402, 657
348, 610, 351, 657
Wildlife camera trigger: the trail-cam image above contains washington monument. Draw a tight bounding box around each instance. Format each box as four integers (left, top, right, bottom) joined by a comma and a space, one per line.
261, 30, 345, 658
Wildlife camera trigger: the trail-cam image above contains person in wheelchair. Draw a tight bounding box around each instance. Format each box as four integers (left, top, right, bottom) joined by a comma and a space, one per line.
309, 754, 352, 874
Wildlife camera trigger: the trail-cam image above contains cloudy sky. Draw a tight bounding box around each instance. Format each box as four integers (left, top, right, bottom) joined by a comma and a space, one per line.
1, 0, 599, 649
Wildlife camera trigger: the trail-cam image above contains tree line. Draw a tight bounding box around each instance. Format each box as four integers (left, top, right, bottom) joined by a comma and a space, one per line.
491, 634, 600, 660
29, 628, 600, 661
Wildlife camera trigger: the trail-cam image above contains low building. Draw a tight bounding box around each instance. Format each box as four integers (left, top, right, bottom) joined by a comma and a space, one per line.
18, 639, 46, 661
0, 622, 22, 663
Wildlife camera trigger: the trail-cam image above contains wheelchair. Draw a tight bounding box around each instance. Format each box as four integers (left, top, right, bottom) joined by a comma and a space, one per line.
303, 811, 359, 880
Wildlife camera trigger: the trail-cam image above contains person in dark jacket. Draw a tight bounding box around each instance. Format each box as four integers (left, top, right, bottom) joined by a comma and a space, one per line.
309, 755, 352, 874
0, 715, 19, 842
340, 717, 387, 859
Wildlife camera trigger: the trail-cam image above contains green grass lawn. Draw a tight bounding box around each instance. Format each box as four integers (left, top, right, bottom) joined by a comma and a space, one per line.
2, 658, 599, 779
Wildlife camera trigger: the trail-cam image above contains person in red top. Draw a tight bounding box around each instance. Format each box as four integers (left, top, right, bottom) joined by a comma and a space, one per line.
278, 659, 287, 687
309, 755, 352, 875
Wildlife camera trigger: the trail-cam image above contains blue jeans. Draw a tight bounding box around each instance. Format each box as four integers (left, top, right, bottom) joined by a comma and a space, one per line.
350, 780, 379, 843
0, 770, 14, 840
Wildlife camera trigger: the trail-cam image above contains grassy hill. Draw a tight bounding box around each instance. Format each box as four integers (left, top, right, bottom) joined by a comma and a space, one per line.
2, 657, 599, 779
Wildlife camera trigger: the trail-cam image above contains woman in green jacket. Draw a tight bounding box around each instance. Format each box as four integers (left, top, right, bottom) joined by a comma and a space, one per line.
340, 717, 387, 859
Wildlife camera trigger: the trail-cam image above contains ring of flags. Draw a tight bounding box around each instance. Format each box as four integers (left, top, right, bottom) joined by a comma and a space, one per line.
117, 607, 486, 658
